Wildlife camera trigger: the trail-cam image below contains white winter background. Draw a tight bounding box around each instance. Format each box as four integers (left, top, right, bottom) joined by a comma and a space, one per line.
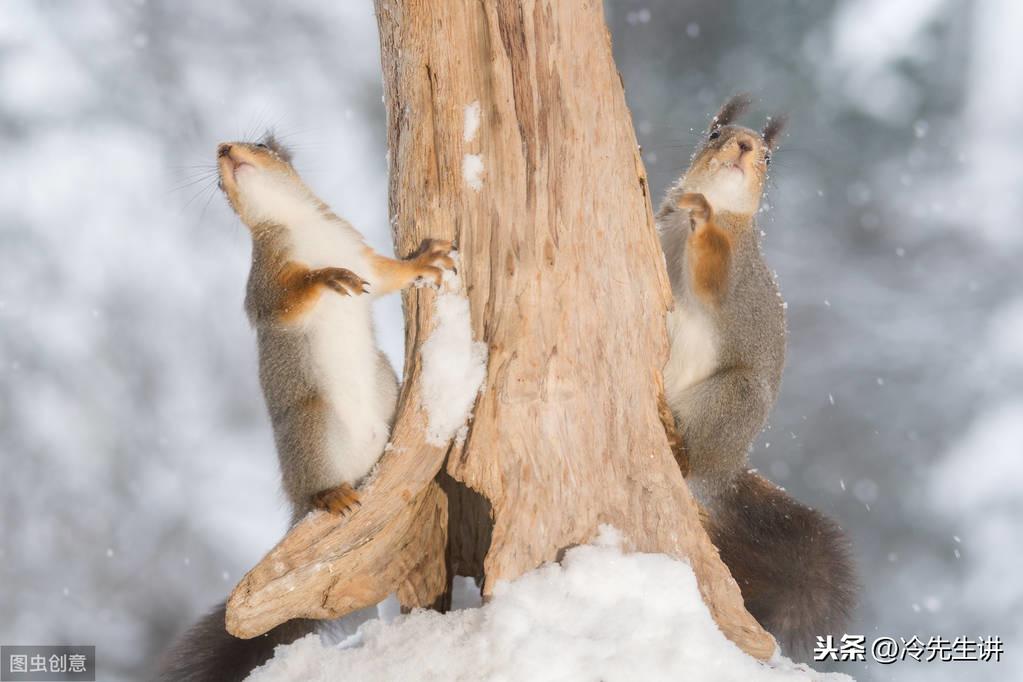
1, 1, 1020, 681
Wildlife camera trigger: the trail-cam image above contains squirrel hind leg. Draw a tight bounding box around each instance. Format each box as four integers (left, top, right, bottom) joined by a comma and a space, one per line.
311, 482, 362, 517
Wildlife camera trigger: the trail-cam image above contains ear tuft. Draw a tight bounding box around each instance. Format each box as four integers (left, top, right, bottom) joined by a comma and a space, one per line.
762, 114, 788, 149
259, 130, 294, 164
709, 93, 753, 132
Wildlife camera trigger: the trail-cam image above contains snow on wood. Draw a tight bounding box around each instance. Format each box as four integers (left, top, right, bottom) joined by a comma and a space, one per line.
420, 263, 487, 446
463, 101, 481, 142
462, 153, 484, 192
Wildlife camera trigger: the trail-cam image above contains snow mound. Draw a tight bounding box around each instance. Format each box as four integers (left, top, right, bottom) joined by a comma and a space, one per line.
245, 528, 852, 682
420, 262, 487, 446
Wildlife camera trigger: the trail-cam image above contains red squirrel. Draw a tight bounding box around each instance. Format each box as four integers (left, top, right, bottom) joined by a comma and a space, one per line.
657, 95, 856, 655
157, 135, 453, 682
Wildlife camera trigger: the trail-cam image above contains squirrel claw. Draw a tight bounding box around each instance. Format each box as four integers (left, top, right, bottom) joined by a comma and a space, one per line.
312, 483, 362, 517
412, 238, 456, 285
315, 268, 369, 297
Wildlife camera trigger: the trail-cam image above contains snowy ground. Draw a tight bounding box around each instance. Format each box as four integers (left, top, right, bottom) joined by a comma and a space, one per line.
246, 529, 850, 682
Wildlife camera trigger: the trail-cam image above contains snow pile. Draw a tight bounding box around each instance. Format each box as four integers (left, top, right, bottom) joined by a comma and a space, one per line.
420, 262, 487, 445
462, 153, 485, 192
245, 528, 852, 682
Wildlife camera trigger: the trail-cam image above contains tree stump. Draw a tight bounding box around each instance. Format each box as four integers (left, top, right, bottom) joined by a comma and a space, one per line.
226, 0, 776, 661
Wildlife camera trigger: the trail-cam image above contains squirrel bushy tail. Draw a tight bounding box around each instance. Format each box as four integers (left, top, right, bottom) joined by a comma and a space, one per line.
156, 601, 315, 682
704, 470, 857, 657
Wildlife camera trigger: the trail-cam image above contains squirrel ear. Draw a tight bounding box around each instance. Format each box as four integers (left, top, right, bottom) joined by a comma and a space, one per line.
762, 114, 788, 149
708, 93, 752, 132
259, 130, 294, 164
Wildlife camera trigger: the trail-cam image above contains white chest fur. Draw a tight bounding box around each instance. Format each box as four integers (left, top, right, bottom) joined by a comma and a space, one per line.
663, 304, 719, 398
288, 213, 365, 271
306, 294, 390, 483
291, 219, 391, 483
240, 172, 393, 482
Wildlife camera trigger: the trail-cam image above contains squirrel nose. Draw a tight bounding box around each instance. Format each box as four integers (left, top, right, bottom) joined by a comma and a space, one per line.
217, 143, 232, 158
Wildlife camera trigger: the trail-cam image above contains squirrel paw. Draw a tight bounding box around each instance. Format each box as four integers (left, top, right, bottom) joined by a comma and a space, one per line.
310, 267, 370, 297
410, 239, 456, 286
678, 192, 712, 230
311, 483, 362, 517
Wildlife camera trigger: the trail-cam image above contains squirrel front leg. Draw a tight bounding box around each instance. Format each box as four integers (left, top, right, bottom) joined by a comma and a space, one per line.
680, 193, 732, 305
276, 262, 369, 322
363, 239, 456, 295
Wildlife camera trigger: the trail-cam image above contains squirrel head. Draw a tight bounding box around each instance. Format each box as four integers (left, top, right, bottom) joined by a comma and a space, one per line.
217, 133, 317, 229
680, 95, 785, 218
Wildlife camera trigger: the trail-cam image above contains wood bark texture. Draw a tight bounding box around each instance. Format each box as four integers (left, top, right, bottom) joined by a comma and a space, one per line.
226, 0, 775, 661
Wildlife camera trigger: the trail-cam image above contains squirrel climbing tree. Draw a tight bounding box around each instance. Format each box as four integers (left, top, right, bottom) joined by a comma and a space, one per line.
225, 0, 776, 660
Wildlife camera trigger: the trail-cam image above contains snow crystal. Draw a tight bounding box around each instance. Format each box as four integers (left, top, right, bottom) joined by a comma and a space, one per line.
462, 101, 481, 143
420, 262, 487, 446
245, 527, 851, 682
462, 154, 484, 192
626, 9, 652, 25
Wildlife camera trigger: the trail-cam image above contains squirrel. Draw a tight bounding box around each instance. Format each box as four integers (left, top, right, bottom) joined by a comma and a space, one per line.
156, 135, 453, 682
656, 95, 856, 656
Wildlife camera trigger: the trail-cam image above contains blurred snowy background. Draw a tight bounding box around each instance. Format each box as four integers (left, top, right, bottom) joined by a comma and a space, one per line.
1, 1, 1019, 680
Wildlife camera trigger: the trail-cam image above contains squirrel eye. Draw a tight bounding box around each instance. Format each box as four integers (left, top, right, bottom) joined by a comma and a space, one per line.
709, 129, 721, 140
256, 143, 269, 149
765, 153, 772, 166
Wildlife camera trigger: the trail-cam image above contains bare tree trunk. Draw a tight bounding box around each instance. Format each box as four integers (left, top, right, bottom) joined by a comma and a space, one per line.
226, 0, 775, 661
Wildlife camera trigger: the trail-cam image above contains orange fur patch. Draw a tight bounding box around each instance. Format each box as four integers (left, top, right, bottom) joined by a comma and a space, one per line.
275, 263, 369, 322
364, 239, 454, 295
276, 262, 324, 323
365, 249, 422, 295
687, 223, 732, 305
311, 482, 362, 517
